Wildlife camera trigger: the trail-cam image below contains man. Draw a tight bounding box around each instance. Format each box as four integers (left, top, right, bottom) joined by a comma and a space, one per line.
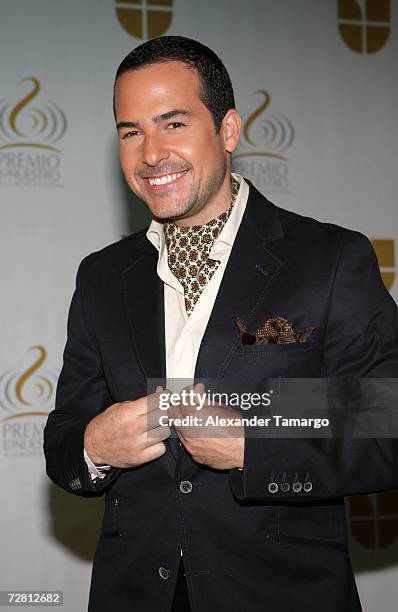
44, 36, 398, 612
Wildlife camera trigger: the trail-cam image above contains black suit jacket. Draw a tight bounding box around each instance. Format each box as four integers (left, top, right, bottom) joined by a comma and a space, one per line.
44, 181, 398, 612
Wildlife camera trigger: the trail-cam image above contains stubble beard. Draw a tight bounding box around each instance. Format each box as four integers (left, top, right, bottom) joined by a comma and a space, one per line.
152, 163, 228, 225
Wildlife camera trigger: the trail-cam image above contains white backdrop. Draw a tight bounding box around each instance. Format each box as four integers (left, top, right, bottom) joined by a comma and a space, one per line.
0, 1, 397, 610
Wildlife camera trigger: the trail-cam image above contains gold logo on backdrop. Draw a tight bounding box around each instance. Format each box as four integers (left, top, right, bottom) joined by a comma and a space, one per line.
0, 77, 67, 152
348, 491, 398, 549
0, 346, 58, 419
372, 239, 395, 291
235, 90, 295, 162
338, 0, 390, 53
115, 0, 173, 39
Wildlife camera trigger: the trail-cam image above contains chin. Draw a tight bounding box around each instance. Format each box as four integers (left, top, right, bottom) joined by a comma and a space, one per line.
151, 202, 194, 222
152, 210, 185, 222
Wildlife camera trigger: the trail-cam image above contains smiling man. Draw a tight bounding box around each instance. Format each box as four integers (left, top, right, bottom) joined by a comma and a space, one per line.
115, 60, 239, 226
44, 36, 398, 612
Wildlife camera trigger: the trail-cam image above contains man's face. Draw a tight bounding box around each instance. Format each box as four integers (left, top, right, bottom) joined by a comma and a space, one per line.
114, 61, 236, 223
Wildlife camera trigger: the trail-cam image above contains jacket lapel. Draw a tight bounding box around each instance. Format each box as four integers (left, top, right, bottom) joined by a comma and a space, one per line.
122, 236, 181, 461
123, 236, 166, 386
194, 183, 284, 381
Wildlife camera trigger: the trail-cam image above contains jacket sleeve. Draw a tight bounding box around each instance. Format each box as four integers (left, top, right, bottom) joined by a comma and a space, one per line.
230, 232, 398, 502
43, 255, 122, 497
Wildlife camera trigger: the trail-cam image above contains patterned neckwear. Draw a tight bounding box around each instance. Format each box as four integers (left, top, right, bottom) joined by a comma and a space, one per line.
164, 176, 240, 315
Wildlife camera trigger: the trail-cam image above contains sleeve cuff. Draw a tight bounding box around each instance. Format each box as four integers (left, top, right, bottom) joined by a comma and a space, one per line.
84, 448, 111, 481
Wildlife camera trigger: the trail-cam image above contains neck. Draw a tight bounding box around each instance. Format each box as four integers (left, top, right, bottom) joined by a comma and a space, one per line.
172, 172, 233, 228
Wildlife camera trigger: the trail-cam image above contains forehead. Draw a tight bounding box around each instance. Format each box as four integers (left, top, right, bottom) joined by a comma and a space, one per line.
114, 61, 204, 120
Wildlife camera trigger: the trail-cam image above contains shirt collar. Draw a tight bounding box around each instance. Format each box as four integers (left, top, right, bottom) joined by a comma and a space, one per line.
146, 173, 249, 254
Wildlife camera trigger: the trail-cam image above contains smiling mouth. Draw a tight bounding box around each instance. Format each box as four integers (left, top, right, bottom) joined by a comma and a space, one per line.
143, 169, 189, 187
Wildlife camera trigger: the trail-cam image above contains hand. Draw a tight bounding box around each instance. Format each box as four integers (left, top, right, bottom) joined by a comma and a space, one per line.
84, 386, 170, 468
170, 383, 244, 470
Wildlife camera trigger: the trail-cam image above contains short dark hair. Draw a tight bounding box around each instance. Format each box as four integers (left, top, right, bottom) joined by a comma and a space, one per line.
114, 35, 235, 133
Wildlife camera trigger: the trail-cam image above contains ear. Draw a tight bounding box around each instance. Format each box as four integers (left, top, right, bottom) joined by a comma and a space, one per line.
221, 109, 241, 154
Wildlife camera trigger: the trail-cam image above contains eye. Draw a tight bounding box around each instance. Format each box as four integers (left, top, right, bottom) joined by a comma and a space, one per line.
121, 130, 141, 139
167, 122, 185, 129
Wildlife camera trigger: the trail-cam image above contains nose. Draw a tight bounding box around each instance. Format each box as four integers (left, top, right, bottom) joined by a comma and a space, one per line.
142, 132, 169, 166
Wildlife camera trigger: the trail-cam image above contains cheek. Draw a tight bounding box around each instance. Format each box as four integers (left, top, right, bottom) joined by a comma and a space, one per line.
174, 130, 216, 165
169, 141, 194, 164
119, 148, 137, 179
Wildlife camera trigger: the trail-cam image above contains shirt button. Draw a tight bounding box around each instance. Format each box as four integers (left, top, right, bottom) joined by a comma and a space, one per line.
292, 481, 302, 493
303, 481, 313, 492
179, 480, 193, 494
268, 482, 278, 493
159, 567, 170, 580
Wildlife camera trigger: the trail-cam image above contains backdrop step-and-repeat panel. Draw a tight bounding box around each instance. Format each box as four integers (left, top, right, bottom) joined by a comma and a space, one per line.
0, 1, 397, 610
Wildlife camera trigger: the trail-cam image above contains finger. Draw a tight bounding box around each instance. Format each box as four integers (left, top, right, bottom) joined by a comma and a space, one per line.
146, 424, 171, 442
146, 388, 171, 414
146, 408, 169, 431
140, 441, 167, 463
168, 402, 182, 421
176, 384, 202, 413
175, 424, 189, 441
121, 394, 158, 418
178, 383, 195, 405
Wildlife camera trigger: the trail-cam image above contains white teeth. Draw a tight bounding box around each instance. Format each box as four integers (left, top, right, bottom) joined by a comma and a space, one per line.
148, 171, 186, 186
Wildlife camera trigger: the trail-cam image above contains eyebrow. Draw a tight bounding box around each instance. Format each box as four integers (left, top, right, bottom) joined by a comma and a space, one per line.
116, 109, 194, 131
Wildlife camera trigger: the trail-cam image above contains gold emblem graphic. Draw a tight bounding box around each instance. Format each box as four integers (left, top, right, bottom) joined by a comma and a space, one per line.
0, 77, 67, 152
372, 239, 395, 291
348, 491, 398, 549
0, 346, 58, 419
338, 0, 390, 53
115, 0, 173, 39
234, 90, 295, 162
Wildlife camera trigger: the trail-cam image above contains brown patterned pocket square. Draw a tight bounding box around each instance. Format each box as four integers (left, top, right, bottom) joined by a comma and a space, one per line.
233, 314, 316, 346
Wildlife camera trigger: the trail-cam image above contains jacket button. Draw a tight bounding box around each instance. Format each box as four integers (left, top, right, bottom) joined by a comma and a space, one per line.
179, 480, 193, 494
268, 482, 278, 493
280, 482, 290, 492
292, 481, 302, 493
303, 481, 313, 492
159, 566, 170, 580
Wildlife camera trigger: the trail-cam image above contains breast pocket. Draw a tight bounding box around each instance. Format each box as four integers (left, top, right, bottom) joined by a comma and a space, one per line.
226, 341, 320, 379
237, 341, 313, 354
